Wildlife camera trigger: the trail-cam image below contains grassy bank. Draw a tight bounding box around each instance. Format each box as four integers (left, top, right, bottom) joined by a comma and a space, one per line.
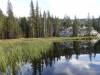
0, 38, 53, 73
0, 36, 99, 74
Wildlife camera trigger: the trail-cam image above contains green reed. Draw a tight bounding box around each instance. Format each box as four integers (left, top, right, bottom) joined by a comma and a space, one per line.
0, 36, 98, 74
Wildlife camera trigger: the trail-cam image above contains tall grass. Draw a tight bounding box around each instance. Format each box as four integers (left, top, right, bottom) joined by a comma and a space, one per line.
0, 38, 53, 74
0, 36, 98, 74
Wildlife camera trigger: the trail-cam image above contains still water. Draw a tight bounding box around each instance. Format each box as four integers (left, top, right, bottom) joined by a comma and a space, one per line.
11, 40, 100, 75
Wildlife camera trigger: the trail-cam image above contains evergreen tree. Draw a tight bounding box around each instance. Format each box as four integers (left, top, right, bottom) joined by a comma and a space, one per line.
96, 17, 100, 32
53, 17, 61, 36
97, 17, 100, 27
4, 0, 20, 39
47, 11, 52, 37
73, 16, 79, 36
19, 17, 29, 38
39, 12, 43, 37
92, 16, 97, 31
86, 14, 92, 36
63, 16, 72, 28
0, 9, 5, 39
29, 0, 35, 37
34, 1, 40, 37
51, 16, 54, 36
43, 11, 47, 37
0, 0, 99, 39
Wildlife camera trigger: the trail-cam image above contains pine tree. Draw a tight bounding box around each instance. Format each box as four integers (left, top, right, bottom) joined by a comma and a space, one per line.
73, 16, 79, 36
43, 11, 47, 37
53, 17, 61, 36
0, 9, 5, 39
29, 0, 35, 37
19, 17, 29, 38
63, 16, 72, 28
39, 12, 43, 37
96, 17, 100, 32
47, 11, 52, 37
34, 1, 40, 38
86, 13, 92, 36
4, 0, 20, 39
92, 16, 97, 31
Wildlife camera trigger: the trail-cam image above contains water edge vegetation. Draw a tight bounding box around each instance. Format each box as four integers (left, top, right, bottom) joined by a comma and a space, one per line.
0, 36, 99, 74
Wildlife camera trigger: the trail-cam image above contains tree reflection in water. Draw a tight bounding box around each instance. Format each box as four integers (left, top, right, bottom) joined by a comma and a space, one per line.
30, 40, 100, 75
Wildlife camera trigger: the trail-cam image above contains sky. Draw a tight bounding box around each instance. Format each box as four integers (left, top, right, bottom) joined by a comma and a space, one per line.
0, 0, 100, 19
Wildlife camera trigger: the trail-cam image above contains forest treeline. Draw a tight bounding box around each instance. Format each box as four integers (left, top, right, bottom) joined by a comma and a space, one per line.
0, 0, 100, 39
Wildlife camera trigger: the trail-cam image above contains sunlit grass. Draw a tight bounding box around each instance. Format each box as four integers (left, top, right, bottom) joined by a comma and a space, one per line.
0, 36, 98, 73
0, 38, 53, 73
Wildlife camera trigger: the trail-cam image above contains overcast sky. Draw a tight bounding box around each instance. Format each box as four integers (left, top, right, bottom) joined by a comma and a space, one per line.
0, 0, 100, 18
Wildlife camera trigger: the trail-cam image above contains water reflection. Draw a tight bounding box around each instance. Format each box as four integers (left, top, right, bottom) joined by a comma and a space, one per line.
18, 40, 100, 75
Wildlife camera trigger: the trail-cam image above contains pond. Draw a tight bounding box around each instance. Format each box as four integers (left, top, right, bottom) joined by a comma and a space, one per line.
6, 40, 100, 75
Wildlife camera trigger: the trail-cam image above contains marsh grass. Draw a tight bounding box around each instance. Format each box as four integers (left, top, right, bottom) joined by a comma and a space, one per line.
0, 38, 53, 74
0, 36, 98, 74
